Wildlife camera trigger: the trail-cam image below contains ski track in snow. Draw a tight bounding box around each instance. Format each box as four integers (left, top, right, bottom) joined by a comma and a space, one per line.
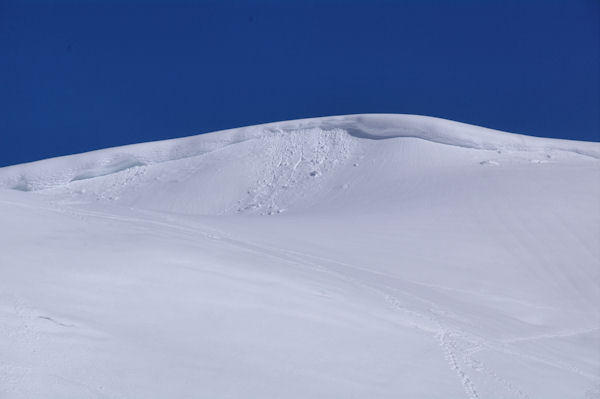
2, 160, 598, 398
32, 201, 538, 399
10, 197, 599, 398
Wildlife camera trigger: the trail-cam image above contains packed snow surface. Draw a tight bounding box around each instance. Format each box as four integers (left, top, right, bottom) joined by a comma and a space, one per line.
0, 114, 599, 398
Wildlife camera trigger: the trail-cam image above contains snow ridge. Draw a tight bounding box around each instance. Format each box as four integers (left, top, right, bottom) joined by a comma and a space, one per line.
1, 114, 598, 193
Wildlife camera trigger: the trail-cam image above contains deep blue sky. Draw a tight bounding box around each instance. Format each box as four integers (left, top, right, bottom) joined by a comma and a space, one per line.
1, 0, 599, 166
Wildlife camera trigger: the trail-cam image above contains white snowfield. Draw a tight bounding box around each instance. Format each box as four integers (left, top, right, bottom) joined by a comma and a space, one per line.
0, 114, 598, 398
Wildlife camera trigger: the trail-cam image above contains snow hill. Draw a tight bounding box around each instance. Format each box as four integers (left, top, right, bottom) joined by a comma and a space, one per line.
0, 114, 598, 398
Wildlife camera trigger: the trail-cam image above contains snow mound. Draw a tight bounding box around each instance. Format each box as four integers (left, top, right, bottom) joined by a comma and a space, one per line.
0, 114, 599, 398
1, 114, 598, 190
1, 114, 598, 216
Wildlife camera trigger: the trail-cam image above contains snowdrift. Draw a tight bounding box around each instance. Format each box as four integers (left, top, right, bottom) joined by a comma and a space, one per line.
0, 114, 598, 398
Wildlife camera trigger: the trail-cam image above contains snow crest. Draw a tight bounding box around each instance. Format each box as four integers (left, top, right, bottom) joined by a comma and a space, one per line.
1, 114, 598, 194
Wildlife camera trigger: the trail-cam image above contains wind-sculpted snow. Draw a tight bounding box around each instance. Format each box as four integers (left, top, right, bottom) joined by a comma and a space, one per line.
0, 115, 599, 398
1, 114, 598, 194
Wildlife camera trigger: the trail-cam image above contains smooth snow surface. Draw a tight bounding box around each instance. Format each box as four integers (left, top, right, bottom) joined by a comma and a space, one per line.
1, 114, 599, 398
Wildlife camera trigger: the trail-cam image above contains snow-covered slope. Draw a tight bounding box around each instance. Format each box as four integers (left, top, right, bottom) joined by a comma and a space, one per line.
1, 114, 599, 398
